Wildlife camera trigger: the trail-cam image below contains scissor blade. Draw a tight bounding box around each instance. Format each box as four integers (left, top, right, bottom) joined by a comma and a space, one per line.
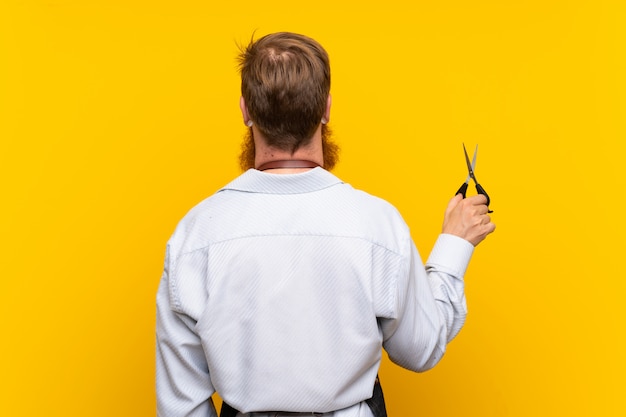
463, 143, 476, 182
471, 145, 478, 170
462, 145, 477, 182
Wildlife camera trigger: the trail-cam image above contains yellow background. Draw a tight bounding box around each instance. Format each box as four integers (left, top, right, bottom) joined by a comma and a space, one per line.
1, 1, 625, 416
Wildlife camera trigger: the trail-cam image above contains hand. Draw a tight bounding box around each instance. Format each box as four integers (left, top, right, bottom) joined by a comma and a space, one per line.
442, 194, 496, 247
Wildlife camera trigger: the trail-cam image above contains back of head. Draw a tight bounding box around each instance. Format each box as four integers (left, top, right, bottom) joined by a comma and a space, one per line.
238, 32, 331, 152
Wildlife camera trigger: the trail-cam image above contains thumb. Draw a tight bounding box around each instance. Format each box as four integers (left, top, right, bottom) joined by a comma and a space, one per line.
446, 194, 463, 216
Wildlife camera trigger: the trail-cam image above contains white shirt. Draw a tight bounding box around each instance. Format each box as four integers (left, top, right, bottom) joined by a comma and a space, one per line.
156, 168, 474, 417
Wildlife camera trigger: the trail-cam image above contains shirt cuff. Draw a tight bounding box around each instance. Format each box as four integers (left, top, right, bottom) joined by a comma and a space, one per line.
426, 233, 475, 278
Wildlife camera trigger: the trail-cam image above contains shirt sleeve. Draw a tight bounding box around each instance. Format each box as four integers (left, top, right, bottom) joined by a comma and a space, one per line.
380, 233, 474, 372
156, 245, 217, 417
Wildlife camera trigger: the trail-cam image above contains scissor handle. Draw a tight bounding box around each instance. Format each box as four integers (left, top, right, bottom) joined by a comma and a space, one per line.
455, 183, 468, 198
475, 183, 493, 212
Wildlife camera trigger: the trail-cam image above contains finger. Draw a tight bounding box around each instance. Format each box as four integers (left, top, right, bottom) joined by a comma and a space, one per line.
462, 198, 490, 216
465, 194, 488, 206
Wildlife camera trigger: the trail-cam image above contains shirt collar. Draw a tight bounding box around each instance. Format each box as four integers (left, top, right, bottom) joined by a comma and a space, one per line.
219, 167, 344, 195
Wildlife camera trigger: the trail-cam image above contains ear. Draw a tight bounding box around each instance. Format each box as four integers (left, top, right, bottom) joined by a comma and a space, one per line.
240, 96, 252, 126
322, 94, 332, 124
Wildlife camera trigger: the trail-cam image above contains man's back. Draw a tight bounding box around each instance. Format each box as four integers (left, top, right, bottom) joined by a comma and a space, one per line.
162, 168, 409, 413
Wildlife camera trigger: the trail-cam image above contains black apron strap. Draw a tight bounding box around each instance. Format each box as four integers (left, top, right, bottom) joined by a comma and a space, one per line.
220, 376, 387, 417
365, 376, 387, 417
220, 401, 239, 417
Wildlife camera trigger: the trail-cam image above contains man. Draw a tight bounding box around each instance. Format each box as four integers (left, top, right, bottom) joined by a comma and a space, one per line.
156, 32, 495, 417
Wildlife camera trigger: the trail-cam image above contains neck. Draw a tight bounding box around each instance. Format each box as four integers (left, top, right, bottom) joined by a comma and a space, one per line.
253, 125, 324, 174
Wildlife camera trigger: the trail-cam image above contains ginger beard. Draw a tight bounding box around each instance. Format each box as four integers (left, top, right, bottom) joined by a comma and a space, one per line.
238, 124, 340, 171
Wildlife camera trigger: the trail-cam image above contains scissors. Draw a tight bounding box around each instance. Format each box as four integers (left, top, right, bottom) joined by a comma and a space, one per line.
455, 143, 493, 212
